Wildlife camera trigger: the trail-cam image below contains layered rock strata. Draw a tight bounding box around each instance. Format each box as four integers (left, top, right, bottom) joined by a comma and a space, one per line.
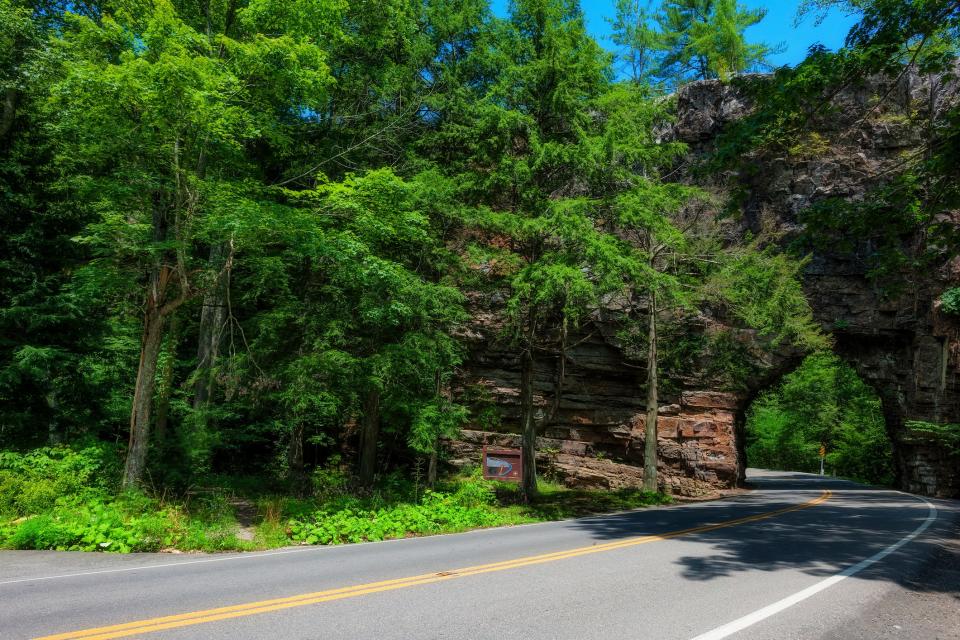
450, 72, 960, 498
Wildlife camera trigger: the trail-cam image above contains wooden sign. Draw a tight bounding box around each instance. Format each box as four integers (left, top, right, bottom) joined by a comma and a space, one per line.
482, 447, 522, 482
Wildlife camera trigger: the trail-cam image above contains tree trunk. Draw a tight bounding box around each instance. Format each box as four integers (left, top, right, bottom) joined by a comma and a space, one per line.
643, 291, 659, 493
427, 447, 438, 487
154, 314, 179, 443
0, 88, 16, 140
192, 244, 228, 412
123, 308, 166, 488
520, 345, 538, 499
358, 389, 381, 488
287, 421, 306, 495
548, 316, 568, 426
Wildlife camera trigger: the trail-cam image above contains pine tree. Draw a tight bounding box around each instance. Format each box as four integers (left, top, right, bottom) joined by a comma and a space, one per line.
655, 0, 780, 83
608, 0, 663, 85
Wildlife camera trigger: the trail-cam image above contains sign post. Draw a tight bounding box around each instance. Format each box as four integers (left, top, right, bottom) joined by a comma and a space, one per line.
819, 444, 826, 476
482, 447, 523, 482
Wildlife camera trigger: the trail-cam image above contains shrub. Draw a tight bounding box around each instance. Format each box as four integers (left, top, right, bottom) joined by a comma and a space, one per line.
287, 477, 502, 545
10, 516, 71, 550
0, 443, 120, 517
0, 494, 252, 553
5, 499, 171, 552
310, 461, 350, 500
940, 287, 960, 316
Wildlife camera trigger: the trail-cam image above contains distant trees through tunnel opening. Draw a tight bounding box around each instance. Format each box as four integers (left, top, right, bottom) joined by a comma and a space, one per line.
744, 353, 894, 486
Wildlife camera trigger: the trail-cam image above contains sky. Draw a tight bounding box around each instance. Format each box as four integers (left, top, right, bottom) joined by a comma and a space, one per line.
489, 0, 859, 69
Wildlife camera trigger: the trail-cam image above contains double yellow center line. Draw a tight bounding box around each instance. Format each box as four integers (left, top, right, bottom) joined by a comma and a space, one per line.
36, 490, 831, 640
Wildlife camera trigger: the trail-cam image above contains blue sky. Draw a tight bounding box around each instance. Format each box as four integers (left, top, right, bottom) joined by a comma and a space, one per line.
489, 1, 858, 69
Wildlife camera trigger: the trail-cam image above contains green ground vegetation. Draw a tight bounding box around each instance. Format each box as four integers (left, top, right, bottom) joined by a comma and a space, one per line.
0, 445, 669, 551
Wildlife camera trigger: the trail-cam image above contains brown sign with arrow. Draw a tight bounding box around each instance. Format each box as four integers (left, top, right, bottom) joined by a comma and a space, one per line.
482, 447, 522, 482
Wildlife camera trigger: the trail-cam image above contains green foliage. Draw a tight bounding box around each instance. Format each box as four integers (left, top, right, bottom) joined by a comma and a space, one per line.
286, 472, 671, 546
521, 484, 672, 520
703, 328, 758, 391
288, 478, 503, 545
786, 132, 831, 159
746, 353, 894, 485
710, 248, 830, 351
905, 420, 960, 454
608, 0, 663, 85
4, 0, 947, 541
655, 0, 780, 83
711, 0, 960, 294
0, 445, 251, 552
6, 498, 173, 553
940, 288, 960, 316
796, 175, 939, 293
409, 400, 469, 455
0, 445, 669, 552
0, 443, 120, 516
608, 0, 780, 87
310, 459, 351, 500
1, 492, 255, 553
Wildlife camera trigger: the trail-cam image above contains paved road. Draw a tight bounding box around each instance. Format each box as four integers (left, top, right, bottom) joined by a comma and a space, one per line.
1, 470, 957, 640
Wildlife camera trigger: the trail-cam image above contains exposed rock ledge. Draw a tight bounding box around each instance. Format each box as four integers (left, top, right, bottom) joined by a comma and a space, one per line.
449, 72, 960, 498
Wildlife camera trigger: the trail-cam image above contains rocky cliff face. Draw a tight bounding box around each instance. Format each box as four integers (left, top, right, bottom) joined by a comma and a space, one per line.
449, 319, 746, 496
450, 72, 960, 498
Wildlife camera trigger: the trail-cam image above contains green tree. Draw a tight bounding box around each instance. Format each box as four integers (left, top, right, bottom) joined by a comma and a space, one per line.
613, 184, 703, 491
595, 85, 826, 491
496, 199, 625, 497
46, 1, 336, 486
475, 0, 611, 498
656, 0, 780, 83
226, 169, 467, 490
608, 0, 663, 85
320, 170, 467, 489
709, 248, 829, 353
0, 0, 124, 448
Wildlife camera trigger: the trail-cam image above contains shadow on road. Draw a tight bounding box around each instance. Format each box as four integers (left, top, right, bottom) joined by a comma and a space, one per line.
564, 470, 960, 595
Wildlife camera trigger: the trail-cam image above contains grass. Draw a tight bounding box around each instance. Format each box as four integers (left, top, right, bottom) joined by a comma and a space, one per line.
263, 473, 671, 548
0, 446, 671, 553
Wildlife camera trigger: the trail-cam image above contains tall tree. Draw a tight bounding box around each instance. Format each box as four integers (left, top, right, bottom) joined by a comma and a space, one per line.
608, 0, 663, 85
656, 0, 780, 83
613, 182, 705, 491
477, 0, 611, 498
0, 0, 118, 448
46, 0, 336, 486
228, 168, 467, 489
497, 200, 624, 497
593, 85, 826, 491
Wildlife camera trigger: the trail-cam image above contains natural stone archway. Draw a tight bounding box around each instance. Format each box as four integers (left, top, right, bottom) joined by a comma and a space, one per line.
833, 329, 959, 497
448, 73, 960, 498
677, 72, 960, 498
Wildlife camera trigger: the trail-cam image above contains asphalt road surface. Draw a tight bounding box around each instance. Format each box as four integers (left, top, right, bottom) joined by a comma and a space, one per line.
1, 469, 957, 640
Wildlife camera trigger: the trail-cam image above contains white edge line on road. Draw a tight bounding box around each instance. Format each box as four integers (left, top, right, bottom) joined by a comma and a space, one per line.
0, 546, 332, 586
687, 495, 939, 640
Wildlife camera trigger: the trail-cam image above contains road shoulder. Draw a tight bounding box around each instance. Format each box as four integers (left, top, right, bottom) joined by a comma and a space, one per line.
819, 508, 960, 640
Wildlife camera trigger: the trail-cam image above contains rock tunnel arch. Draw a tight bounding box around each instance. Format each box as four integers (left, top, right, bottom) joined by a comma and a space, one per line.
672, 73, 960, 499
450, 311, 958, 499
450, 75, 960, 499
